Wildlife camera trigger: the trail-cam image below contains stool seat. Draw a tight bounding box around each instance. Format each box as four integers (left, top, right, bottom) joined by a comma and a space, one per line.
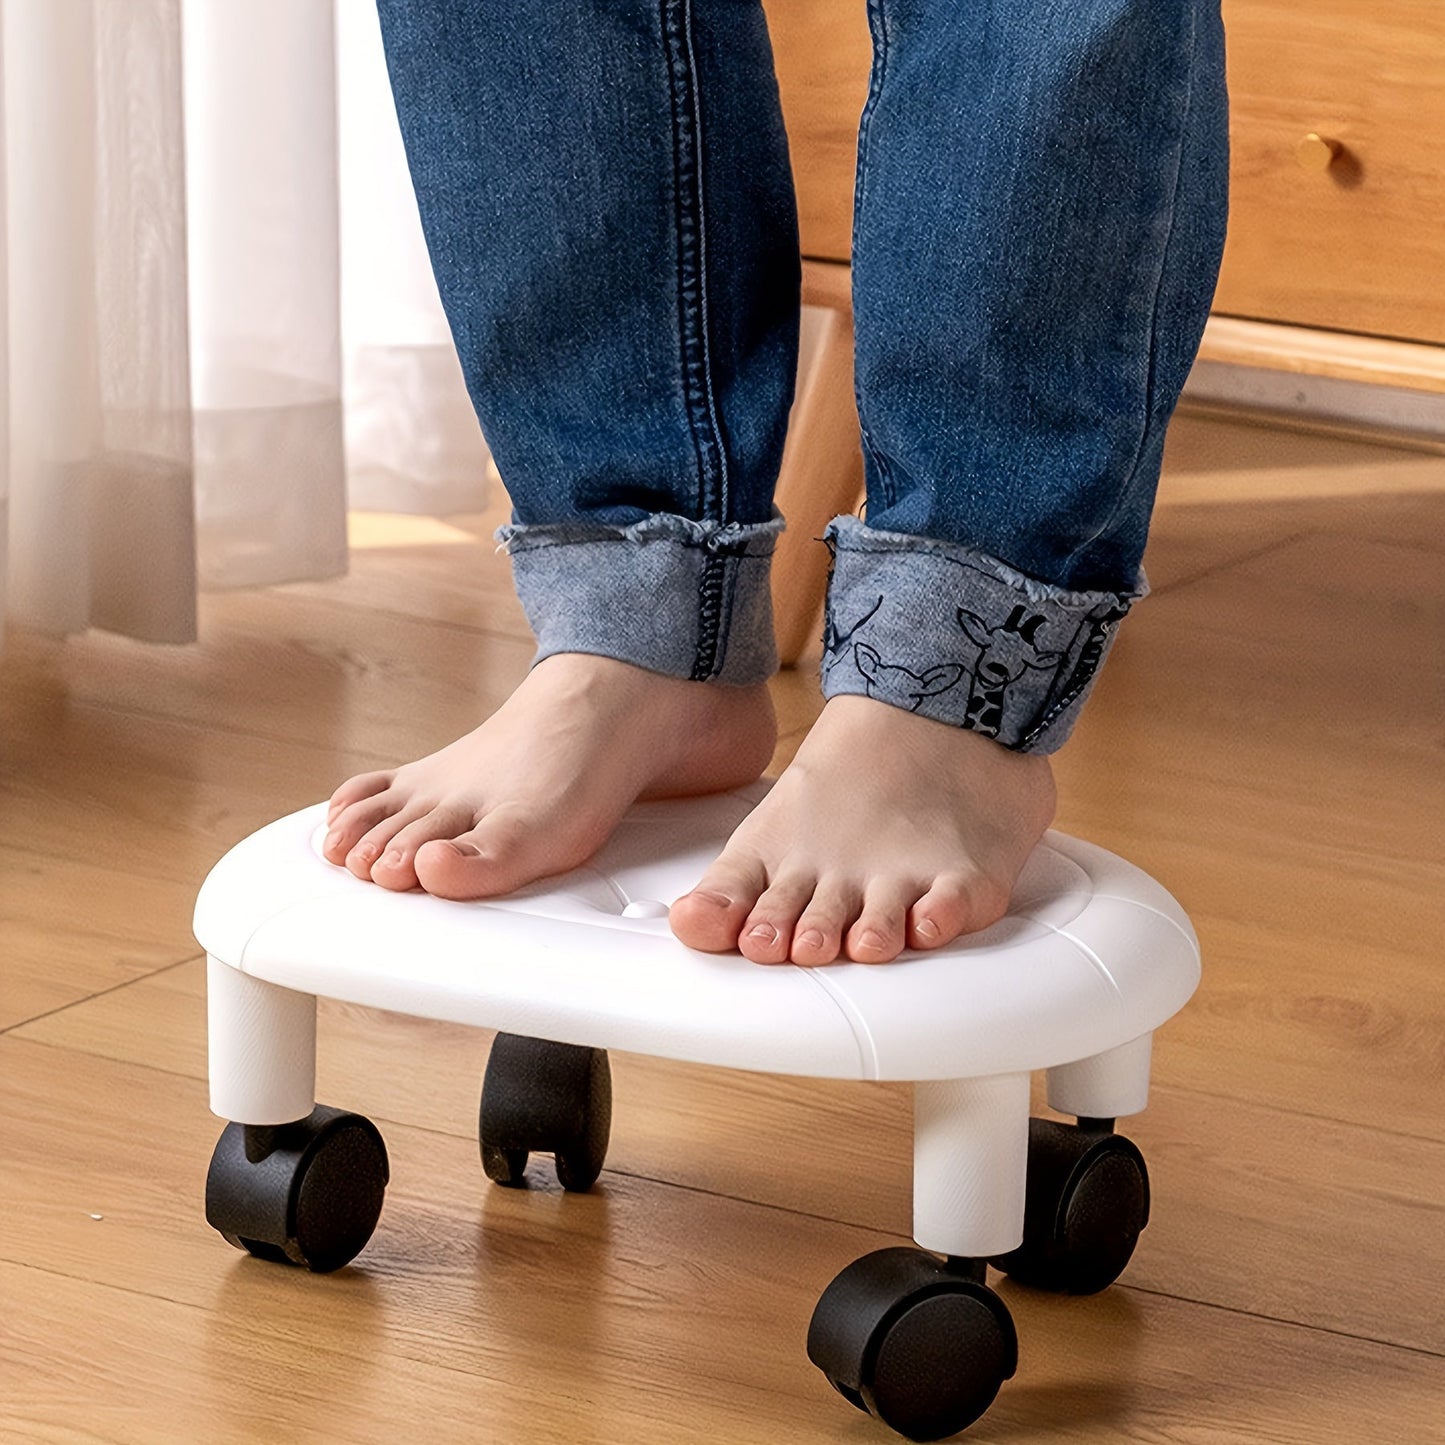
195, 782, 1198, 1082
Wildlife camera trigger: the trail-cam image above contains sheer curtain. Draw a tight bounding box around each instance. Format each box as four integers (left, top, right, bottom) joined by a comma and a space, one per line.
0, 0, 488, 654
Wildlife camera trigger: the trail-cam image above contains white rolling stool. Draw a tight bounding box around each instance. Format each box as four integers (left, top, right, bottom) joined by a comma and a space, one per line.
197, 780, 1199, 1441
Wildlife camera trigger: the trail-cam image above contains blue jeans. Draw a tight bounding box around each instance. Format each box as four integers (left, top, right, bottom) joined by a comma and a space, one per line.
374, 0, 1229, 753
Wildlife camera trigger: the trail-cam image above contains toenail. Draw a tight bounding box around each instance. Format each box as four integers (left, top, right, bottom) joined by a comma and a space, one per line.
352, 843, 377, 863
694, 890, 734, 908
446, 841, 481, 858
382, 848, 404, 867
324, 829, 342, 852
748, 923, 777, 943
916, 917, 939, 940
798, 929, 824, 950
858, 930, 888, 953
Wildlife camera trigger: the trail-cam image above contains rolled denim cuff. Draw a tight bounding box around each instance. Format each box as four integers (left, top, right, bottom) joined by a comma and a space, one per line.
820, 515, 1146, 754
495, 509, 785, 685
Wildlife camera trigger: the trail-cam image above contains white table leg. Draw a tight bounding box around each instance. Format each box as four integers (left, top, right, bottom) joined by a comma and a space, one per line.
207, 956, 317, 1124
1046, 1032, 1153, 1121
913, 1073, 1031, 1258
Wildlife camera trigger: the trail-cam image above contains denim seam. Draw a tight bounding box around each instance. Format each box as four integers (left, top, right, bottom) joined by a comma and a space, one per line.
660, 0, 731, 680
1014, 604, 1128, 750
850, 0, 898, 512
692, 552, 728, 680
660, 0, 728, 517
678, 0, 730, 521
1065, 0, 1199, 573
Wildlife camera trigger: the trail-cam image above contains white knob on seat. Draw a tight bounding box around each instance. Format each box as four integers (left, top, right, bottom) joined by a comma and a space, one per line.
621, 899, 671, 919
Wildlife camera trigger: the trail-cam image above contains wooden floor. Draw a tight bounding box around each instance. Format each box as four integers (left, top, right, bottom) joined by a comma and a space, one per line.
2, 409, 1442, 1443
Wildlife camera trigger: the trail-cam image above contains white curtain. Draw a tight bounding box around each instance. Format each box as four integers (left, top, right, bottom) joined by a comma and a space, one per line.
0, 0, 489, 653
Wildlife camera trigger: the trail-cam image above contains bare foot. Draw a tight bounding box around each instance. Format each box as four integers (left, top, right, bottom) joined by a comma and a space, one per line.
670, 695, 1056, 965
322, 654, 776, 898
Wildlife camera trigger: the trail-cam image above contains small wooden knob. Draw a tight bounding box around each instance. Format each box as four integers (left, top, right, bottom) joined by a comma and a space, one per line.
1296, 132, 1341, 171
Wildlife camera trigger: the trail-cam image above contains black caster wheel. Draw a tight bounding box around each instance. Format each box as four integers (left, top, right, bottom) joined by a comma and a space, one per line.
989, 1117, 1150, 1294
807, 1248, 1018, 1441
479, 1032, 611, 1192
205, 1105, 389, 1273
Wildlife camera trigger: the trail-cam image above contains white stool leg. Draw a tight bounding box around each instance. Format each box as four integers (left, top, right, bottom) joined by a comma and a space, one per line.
207, 956, 317, 1125
1046, 1032, 1153, 1121
913, 1073, 1030, 1258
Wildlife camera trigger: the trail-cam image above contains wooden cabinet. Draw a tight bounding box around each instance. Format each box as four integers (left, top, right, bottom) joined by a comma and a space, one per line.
1215, 0, 1445, 346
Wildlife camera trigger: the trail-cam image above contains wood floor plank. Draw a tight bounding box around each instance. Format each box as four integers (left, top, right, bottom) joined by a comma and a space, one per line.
1050, 530, 1443, 1138
16, 964, 1444, 1355
0, 852, 194, 1031
1143, 486, 1445, 600
0, 696, 386, 887
3, 611, 822, 806
1160, 409, 1445, 516
0, 595, 537, 764
3, 1038, 1441, 1445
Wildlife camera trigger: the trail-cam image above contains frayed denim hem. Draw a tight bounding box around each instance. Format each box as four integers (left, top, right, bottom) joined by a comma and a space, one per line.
495, 508, 785, 685
820, 514, 1147, 754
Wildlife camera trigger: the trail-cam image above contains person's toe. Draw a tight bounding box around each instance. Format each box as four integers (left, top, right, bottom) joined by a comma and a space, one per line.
323, 794, 397, 866
345, 802, 431, 881
670, 855, 768, 953
906, 870, 1010, 950
327, 771, 393, 826
369, 806, 474, 891
413, 806, 592, 901
738, 873, 816, 964
844, 882, 919, 963
789, 879, 861, 967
